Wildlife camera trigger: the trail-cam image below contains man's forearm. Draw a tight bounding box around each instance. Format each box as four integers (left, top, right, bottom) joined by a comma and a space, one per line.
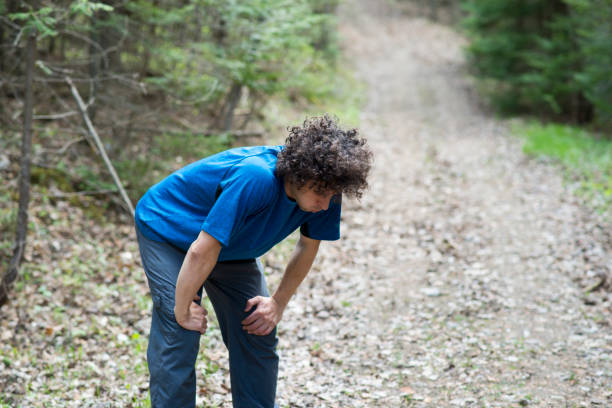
174, 253, 214, 318
175, 231, 221, 322
272, 235, 320, 309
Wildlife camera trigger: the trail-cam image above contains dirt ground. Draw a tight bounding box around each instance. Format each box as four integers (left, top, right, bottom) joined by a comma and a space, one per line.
263, 1, 611, 407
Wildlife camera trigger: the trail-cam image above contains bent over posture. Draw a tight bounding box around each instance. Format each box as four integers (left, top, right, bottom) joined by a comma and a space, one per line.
135, 115, 372, 407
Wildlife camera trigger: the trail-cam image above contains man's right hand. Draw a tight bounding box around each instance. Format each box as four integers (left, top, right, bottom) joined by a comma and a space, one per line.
174, 230, 220, 335
175, 295, 208, 334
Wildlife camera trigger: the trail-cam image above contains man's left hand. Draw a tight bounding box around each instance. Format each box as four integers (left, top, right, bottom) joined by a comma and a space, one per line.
242, 296, 284, 336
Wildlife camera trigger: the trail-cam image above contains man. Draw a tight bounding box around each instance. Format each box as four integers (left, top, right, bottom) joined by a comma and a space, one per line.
135, 115, 372, 407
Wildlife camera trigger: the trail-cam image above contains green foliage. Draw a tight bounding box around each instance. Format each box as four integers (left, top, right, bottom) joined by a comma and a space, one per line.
462, 0, 611, 127
69, 0, 113, 16
132, 393, 152, 408
8, 1, 113, 38
5, 0, 342, 121
300, 64, 365, 125
2, 0, 349, 215
462, 0, 583, 119
122, 0, 341, 115
521, 14, 582, 115
0, 396, 13, 408
566, 0, 612, 127
306, 0, 341, 61
9, 6, 59, 38
516, 121, 612, 212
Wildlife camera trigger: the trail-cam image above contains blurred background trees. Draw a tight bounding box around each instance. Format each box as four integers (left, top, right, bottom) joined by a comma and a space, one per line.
461, 0, 612, 129
3, 0, 608, 206
395, 0, 611, 130
0, 0, 343, 199
0, 0, 344, 303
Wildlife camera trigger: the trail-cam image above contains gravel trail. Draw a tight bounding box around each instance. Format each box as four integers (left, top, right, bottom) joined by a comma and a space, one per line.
270, 2, 612, 407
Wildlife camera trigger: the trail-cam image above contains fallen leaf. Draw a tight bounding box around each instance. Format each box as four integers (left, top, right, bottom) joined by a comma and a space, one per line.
400, 386, 415, 394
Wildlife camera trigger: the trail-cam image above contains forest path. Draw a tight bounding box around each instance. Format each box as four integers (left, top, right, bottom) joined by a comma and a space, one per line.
272, 1, 611, 407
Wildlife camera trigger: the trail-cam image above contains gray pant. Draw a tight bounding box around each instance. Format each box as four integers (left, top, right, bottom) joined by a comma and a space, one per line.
136, 226, 279, 408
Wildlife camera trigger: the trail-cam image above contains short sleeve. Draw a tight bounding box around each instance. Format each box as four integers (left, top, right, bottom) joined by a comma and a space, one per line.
300, 195, 342, 241
201, 161, 275, 247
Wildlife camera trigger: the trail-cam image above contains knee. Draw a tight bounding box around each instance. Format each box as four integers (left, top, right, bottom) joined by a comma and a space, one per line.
150, 292, 200, 357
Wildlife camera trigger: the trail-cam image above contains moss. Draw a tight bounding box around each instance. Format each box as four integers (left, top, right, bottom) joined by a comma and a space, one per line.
30, 166, 76, 192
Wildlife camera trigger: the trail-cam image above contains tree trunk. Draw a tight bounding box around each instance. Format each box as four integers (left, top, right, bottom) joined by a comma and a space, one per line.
59, 21, 66, 60
0, 31, 36, 307
429, 0, 439, 21
140, 1, 158, 77
98, 2, 122, 71
0, 22, 4, 72
239, 90, 263, 130
1, 0, 20, 72
222, 83, 242, 131
88, 15, 100, 121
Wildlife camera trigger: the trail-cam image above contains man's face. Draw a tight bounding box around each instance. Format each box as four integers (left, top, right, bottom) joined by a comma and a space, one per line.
294, 184, 336, 213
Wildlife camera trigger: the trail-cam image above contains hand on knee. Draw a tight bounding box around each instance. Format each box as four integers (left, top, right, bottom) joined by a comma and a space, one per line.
175, 295, 209, 334
241, 296, 283, 336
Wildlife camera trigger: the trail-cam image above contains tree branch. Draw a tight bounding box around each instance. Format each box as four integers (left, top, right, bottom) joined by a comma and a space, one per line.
65, 76, 135, 218
33, 111, 77, 120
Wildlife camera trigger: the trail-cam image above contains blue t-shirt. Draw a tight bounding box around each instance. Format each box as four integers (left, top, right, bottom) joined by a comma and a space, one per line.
135, 145, 341, 261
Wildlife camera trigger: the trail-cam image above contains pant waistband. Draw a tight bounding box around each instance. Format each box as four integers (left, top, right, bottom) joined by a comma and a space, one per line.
218, 258, 256, 264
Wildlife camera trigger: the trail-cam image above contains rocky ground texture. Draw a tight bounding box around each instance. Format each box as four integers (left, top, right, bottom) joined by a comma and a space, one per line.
266, 2, 611, 407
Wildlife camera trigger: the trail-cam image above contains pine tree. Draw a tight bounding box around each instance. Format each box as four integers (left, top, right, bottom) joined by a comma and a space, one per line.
462, 0, 593, 122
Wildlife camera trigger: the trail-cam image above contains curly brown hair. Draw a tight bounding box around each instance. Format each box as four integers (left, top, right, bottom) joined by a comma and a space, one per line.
275, 115, 373, 199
